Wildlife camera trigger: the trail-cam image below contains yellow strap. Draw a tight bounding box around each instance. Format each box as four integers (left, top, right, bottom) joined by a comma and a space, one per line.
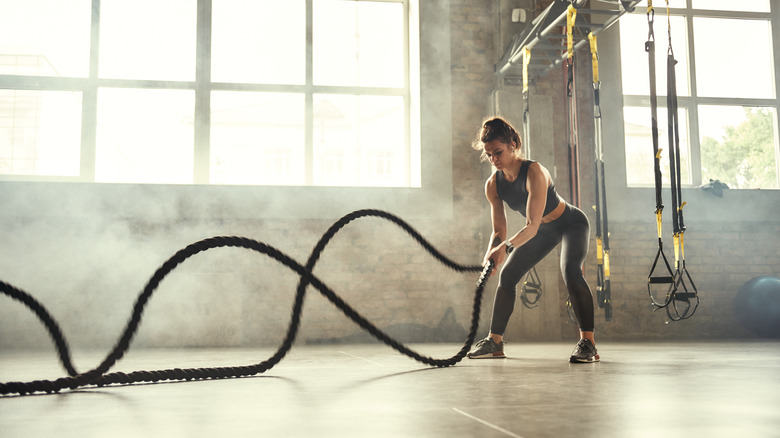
588, 33, 599, 84
648, 0, 653, 13
678, 201, 687, 212
673, 233, 680, 269
596, 238, 604, 263
655, 148, 663, 159
679, 232, 685, 260
523, 47, 531, 94
656, 211, 663, 238
604, 251, 610, 278
567, 6, 577, 59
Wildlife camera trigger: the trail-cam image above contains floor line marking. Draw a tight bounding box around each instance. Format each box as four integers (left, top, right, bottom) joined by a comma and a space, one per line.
338, 351, 384, 366
452, 407, 524, 438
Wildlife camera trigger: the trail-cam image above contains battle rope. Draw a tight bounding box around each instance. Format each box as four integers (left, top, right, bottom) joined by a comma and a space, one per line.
0, 209, 493, 396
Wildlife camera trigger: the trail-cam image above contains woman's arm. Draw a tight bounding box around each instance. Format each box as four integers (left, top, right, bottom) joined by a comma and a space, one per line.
484, 174, 508, 268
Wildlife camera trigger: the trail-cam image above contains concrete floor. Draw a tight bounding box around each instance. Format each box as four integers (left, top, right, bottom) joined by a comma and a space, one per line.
1, 341, 779, 438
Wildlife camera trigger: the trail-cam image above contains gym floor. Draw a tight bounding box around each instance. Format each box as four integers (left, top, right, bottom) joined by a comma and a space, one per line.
2, 341, 779, 437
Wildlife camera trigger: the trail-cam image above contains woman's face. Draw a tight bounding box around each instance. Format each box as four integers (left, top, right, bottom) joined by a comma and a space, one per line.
483, 139, 516, 170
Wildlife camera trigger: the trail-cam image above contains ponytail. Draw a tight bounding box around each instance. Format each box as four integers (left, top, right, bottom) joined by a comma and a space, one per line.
471, 116, 523, 161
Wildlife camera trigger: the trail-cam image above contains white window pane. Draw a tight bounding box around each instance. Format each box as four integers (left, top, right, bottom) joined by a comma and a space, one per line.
0, 90, 82, 176
620, 14, 689, 97
210, 92, 305, 185
314, 0, 405, 87
313, 94, 406, 187
624, 106, 690, 187
699, 105, 778, 189
692, 0, 770, 13
0, 0, 91, 77
212, 0, 305, 85
96, 88, 194, 184
694, 18, 774, 99
99, 0, 196, 81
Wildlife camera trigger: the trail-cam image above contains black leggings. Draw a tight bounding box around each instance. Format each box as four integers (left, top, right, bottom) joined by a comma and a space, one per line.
489, 203, 595, 335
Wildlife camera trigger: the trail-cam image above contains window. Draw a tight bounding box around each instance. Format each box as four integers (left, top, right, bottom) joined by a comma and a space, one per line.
0, 0, 418, 188
619, 2, 779, 189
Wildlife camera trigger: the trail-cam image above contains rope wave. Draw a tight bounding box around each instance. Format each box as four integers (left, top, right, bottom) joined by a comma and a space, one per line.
1, 209, 493, 396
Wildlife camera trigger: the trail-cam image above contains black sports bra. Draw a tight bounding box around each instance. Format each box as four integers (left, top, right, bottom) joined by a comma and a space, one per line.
495, 159, 562, 217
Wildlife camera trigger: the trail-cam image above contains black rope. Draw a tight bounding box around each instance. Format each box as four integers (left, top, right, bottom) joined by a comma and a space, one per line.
0, 209, 493, 396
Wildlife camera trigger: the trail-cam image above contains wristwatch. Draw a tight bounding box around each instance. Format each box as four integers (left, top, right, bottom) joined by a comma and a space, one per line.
505, 240, 515, 254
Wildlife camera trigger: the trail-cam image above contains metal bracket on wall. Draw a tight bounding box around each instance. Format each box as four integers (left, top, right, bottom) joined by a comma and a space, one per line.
497, 0, 642, 85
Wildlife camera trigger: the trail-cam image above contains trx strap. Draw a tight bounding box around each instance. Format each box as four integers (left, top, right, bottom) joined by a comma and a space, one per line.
522, 47, 532, 159
644, 0, 699, 321
520, 47, 544, 309
566, 5, 582, 209
520, 266, 543, 308
589, 32, 612, 321
564, 4, 580, 324
664, 1, 698, 321
645, 0, 676, 309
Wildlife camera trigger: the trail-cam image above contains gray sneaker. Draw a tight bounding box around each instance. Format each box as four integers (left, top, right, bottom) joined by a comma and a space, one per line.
467, 337, 506, 359
569, 339, 600, 363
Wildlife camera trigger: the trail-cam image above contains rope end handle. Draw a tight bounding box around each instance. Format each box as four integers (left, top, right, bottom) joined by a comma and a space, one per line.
480, 260, 496, 283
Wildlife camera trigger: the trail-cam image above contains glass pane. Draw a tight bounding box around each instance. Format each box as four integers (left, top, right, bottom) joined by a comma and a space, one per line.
694, 18, 774, 99
210, 91, 305, 185
692, 0, 770, 13
699, 105, 778, 189
313, 94, 406, 187
212, 0, 305, 85
0, 0, 91, 77
96, 88, 194, 184
624, 106, 690, 187
0, 89, 82, 176
314, 0, 405, 87
620, 14, 689, 96
99, 0, 196, 81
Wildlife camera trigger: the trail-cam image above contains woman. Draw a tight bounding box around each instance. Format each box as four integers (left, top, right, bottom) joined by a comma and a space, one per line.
467, 117, 599, 363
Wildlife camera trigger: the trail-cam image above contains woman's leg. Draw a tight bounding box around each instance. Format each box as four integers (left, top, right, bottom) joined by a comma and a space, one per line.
488, 229, 560, 338
559, 207, 595, 335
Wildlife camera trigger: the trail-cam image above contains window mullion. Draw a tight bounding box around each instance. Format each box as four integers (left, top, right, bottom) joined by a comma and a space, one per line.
80, 0, 101, 182
772, 0, 780, 188
194, 0, 211, 184
305, 0, 314, 186
685, 12, 701, 186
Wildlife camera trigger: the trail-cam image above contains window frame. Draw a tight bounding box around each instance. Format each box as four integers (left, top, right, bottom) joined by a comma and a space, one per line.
0, 0, 459, 221
619, 2, 780, 190
0, 0, 417, 188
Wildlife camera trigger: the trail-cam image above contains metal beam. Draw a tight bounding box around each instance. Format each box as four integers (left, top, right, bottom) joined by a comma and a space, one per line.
497, 0, 641, 78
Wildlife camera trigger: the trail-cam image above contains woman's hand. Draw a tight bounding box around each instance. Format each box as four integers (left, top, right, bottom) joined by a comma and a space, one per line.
484, 244, 507, 275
